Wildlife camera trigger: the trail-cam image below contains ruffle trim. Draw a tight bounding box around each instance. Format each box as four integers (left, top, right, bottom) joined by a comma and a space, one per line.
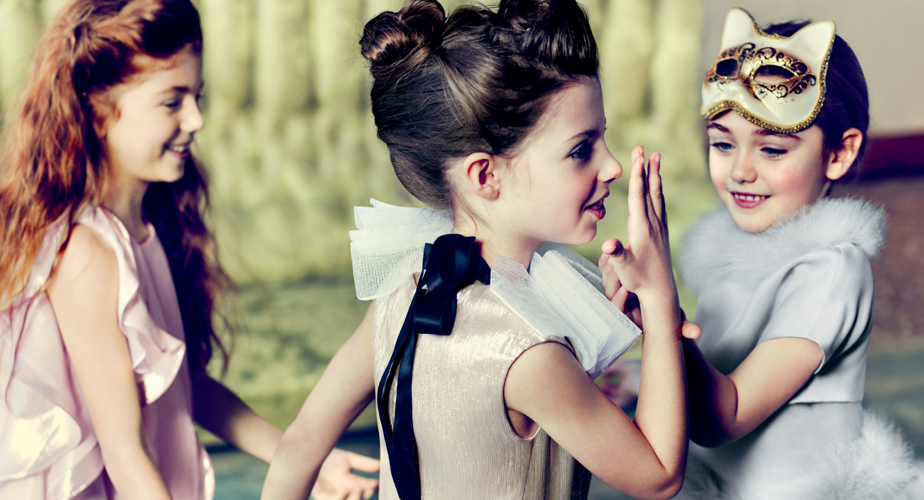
350, 199, 640, 379
0, 207, 185, 498
677, 412, 920, 500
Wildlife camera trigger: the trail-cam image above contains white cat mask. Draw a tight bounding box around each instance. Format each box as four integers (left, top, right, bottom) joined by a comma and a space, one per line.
701, 8, 836, 133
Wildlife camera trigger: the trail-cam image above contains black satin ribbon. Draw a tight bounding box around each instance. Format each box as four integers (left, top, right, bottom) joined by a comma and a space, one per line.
377, 234, 491, 500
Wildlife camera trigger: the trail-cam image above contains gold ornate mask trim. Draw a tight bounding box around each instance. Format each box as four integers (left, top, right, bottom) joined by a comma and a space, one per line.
701, 8, 836, 133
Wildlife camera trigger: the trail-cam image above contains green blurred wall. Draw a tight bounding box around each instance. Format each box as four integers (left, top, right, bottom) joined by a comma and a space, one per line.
0, 0, 716, 287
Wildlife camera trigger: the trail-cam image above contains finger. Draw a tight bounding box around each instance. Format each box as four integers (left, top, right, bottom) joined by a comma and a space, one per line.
601, 238, 621, 256
612, 286, 629, 311
604, 239, 627, 262
345, 490, 361, 500
627, 146, 647, 223
348, 454, 380, 473
644, 153, 657, 221
648, 152, 665, 223
311, 489, 345, 500
602, 268, 619, 301
681, 319, 701, 339
362, 480, 378, 499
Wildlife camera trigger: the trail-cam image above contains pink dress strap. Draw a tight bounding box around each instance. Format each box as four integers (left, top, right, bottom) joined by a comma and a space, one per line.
0, 207, 209, 500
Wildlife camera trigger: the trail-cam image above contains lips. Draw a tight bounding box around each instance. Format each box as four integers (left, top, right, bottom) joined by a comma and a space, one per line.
165, 141, 192, 160
730, 191, 770, 209
584, 192, 608, 220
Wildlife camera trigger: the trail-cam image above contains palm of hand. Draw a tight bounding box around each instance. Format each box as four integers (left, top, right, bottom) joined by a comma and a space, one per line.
598, 146, 676, 308
312, 448, 379, 500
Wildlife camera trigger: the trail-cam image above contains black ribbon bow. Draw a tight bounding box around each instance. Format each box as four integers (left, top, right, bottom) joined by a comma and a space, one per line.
377, 234, 491, 500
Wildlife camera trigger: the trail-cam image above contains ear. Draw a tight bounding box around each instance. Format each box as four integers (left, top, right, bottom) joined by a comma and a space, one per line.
825, 128, 863, 181
460, 152, 501, 200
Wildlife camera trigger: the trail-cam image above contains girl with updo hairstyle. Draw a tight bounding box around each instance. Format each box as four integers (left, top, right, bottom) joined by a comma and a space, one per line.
263, 0, 695, 499
0, 1, 378, 499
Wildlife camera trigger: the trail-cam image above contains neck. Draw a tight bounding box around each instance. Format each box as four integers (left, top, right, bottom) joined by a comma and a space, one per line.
454, 214, 538, 270
103, 173, 150, 241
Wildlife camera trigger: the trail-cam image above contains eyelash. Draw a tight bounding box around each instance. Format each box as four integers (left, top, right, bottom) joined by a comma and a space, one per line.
164, 92, 205, 110
569, 141, 593, 162
762, 147, 786, 158
710, 142, 788, 159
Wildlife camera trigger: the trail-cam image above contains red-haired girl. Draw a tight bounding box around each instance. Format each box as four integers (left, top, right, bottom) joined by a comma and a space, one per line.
0, 1, 377, 499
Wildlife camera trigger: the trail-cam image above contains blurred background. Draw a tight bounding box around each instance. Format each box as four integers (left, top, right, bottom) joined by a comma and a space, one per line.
1, 0, 921, 498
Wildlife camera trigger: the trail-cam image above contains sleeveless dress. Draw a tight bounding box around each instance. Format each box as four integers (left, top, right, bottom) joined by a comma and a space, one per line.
0, 207, 214, 500
352, 199, 641, 500
676, 197, 919, 500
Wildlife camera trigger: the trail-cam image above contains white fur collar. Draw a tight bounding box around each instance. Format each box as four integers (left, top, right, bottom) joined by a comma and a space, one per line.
680, 197, 887, 293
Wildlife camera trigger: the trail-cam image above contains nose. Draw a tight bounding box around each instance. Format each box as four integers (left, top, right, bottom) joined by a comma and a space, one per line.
598, 147, 622, 184
730, 152, 757, 184
181, 94, 205, 133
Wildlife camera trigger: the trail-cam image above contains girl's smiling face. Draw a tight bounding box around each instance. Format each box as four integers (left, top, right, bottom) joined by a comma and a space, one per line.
104, 44, 204, 187
707, 111, 837, 233
497, 77, 622, 249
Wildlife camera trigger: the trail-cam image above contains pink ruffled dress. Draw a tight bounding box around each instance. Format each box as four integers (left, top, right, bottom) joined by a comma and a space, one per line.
0, 207, 214, 500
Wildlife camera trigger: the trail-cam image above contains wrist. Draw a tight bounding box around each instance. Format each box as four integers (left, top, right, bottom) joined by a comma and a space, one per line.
635, 288, 680, 316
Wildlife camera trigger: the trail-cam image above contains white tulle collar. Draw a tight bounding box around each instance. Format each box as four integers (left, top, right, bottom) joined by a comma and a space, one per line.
679, 197, 887, 294
350, 199, 640, 378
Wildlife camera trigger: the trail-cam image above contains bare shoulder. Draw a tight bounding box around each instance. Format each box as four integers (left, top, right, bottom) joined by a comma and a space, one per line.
48, 225, 119, 301
505, 341, 593, 415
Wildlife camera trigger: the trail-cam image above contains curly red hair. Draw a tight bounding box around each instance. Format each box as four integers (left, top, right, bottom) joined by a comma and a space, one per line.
0, 0, 230, 371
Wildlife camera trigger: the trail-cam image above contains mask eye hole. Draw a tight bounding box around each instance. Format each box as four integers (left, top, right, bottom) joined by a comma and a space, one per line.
715, 58, 740, 78
752, 65, 796, 84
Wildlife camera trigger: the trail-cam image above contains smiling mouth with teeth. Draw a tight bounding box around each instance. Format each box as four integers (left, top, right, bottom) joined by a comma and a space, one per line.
731, 192, 769, 202
730, 191, 770, 208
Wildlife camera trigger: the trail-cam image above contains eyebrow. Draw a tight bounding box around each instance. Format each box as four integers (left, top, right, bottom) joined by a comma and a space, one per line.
706, 122, 801, 140
567, 123, 606, 143
753, 128, 801, 141
157, 82, 205, 95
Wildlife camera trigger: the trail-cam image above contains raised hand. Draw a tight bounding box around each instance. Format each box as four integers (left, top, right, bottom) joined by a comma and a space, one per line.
599, 145, 678, 319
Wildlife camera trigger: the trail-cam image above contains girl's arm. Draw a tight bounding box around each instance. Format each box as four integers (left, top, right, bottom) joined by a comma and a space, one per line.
683, 336, 822, 447
190, 367, 379, 498
507, 340, 682, 500
508, 147, 686, 500
260, 302, 377, 500
190, 371, 280, 461
47, 227, 173, 500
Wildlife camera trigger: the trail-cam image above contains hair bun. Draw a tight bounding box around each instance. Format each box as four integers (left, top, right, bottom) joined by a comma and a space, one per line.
497, 0, 553, 31
494, 0, 595, 73
360, 0, 445, 68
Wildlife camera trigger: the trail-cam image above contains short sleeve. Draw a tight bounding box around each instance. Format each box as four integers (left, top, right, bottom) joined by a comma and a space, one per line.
757, 243, 874, 403
758, 243, 873, 370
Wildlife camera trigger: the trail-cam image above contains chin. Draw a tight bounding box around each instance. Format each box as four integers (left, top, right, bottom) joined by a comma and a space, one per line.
726, 207, 781, 233
163, 165, 185, 183
568, 225, 598, 246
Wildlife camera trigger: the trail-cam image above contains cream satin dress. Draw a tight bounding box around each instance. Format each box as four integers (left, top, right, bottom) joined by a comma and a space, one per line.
353, 199, 641, 500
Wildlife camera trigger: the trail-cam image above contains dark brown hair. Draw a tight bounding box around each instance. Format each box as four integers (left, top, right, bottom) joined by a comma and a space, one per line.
360, 0, 599, 210
0, 0, 230, 371
764, 21, 870, 167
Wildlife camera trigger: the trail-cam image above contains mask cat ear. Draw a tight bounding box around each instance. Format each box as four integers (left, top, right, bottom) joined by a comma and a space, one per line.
720, 8, 834, 61
720, 8, 762, 49
702, 8, 836, 134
